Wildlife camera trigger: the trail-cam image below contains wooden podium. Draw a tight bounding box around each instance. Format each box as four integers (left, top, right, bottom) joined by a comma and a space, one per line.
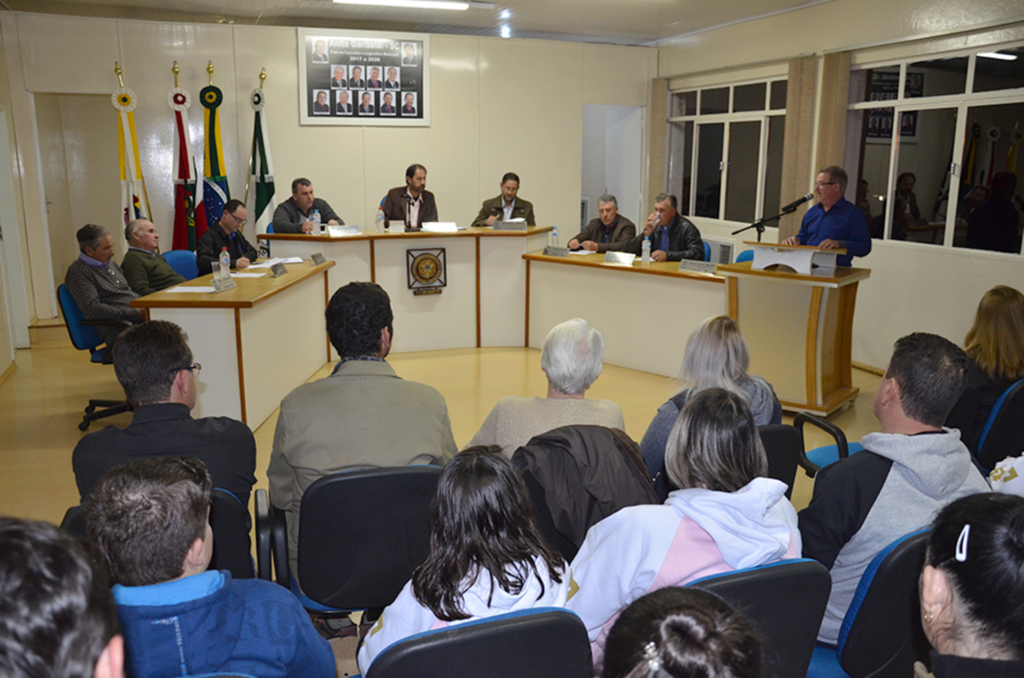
716, 258, 870, 415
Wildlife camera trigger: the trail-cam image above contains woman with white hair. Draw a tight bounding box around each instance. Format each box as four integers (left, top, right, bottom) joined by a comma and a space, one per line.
640, 316, 781, 499
465, 318, 624, 457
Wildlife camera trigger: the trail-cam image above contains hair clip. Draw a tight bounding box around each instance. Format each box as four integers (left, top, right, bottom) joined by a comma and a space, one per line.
955, 524, 970, 562
643, 641, 662, 671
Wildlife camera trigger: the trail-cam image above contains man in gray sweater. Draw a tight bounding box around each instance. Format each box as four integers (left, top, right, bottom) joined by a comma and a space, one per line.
271, 178, 343, 233
65, 224, 143, 361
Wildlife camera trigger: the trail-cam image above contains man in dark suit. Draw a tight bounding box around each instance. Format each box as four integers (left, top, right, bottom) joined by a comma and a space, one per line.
381, 92, 395, 114
367, 67, 383, 90
385, 67, 400, 89
337, 91, 352, 114
195, 199, 258, 274
402, 44, 416, 65
471, 172, 536, 227
382, 164, 438, 231
349, 66, 365, 89
313, 91, 329, 113
568, 194, 636, 252
331, 65, 347, 89
402, 92, 416, 115
625, 193, 704, 261
359, 92, 374, 114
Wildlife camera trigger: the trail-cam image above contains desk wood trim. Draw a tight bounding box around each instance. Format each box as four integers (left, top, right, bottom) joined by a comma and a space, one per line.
258, 226, 553, 243
522, 252, 726, 284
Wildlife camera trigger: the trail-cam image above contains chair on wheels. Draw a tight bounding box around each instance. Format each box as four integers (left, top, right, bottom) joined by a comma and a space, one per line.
363, 608, 593, 678
795, 412, 865, 477
690, 559, 832, 678
57, 284, 132, 431
758, 424, 802, 499
163, 249, 199, 280
975, 379, 1024, 472
265, 466, 442, 616
806, 531, 930, 678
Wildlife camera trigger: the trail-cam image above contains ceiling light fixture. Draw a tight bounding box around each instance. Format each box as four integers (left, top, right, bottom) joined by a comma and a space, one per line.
978, 51, 1018, 61
499, 9, 510, 19
500, 25, 510, 38
333, 0, 470, 10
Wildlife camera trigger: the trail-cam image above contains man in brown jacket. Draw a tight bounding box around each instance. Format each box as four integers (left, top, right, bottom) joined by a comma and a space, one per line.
568, 194, 636, 252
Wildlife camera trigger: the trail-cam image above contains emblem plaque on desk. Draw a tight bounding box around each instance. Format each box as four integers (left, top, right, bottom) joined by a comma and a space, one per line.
407, 248, 446, 296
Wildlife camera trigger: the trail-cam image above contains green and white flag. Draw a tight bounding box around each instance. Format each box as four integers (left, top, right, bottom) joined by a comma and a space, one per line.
246, 87, 275, 239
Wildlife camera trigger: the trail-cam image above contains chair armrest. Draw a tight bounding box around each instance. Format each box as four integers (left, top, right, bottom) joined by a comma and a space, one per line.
271, 503, 290, 588
793, 412, 850, 477
255, 489, 272, 581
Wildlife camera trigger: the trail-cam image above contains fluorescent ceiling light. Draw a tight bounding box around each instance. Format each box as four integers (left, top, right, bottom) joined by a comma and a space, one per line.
333, 0, 469, 10
499, 9, 510, 19
978, 52, 1018, 61
500, 25, 510, 38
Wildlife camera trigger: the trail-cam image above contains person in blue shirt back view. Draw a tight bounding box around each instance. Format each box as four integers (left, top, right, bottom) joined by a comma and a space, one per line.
782, 165, 871, 266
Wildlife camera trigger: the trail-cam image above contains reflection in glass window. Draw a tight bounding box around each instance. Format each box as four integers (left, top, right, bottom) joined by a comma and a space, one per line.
892, 108, 958, 246
974, 47, 1024, 94
849, 67, 901, 104
671, 91, 697, 117
846, 107, 893, 239
701, 88, 729, 114
764, 116, 785, 218
725, 121, 761, 222
695, 124, 723, 218
733, 83, 766, 112
668, 121, 694, 215
906, 57, 968, 97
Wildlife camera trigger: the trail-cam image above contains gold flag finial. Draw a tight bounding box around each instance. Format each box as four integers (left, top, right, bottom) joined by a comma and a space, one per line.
259, 67, 267, 89
207, 60, 214, 85
172, 61, 180, 87
114, 61, 124, 87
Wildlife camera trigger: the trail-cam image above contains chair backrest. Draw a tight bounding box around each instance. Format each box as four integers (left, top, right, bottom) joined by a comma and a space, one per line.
736, 249, 755, 263
837, 531, 930, 678
297, 465, 442, 609
209, 488, 254, 579
690, 559, 831, 678
758, 424, 801, 499
265, 223, 274, 234
60, 504, 88, 538
163, 249, 199, 280
365, 608, 593, 678
703, 241, 711, 261
57, 283, 105, 352
977, 379, 1024, 471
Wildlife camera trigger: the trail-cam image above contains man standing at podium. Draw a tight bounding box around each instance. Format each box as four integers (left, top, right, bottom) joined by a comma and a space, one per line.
626, 193, 704, 261
782, 165, 871, 266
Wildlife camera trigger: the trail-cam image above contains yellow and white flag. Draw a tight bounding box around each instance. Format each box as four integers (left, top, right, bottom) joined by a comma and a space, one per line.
112, 86, 151, 250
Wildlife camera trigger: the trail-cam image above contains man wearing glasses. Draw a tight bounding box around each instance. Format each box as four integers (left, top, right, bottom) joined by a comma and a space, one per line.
196, 199, 259, 275
782, 165, 871, 266
72, 320, 257, 506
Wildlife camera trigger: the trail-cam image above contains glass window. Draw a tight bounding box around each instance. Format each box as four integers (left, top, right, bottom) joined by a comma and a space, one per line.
700, 87, 729, 114
763, 116, 786, 218
846, 107, 893, 240
694, 123, 724, 218
733, 83, 766, 112
724, 122, 761, 222
667, 121, 694, 216
670, 91, 697, 117
770, 81, 787, 110
891, 108, 958, 246
850, 66, 901, 105
974, 47, 1024, 93
906, 56, 968, 97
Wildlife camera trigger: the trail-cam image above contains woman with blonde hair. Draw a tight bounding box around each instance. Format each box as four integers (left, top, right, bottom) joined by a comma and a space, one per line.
641, 316, 780, 499
945, 285, 1024, 455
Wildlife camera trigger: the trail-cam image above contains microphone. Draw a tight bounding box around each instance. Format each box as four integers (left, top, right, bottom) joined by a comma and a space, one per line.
781, 192, 814, 213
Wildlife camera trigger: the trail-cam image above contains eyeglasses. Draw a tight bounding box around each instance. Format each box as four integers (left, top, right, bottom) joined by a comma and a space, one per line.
177, 363, 202, 377
229, 213, 247, 227
815, 181, 837, 188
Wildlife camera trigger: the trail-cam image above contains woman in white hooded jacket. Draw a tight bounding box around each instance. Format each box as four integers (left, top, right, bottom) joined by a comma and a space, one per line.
566, 388, 801, 668
357, 446, 572, 672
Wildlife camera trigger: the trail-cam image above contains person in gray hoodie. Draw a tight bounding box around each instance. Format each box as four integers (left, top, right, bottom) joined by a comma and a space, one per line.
799, 332, 990, 645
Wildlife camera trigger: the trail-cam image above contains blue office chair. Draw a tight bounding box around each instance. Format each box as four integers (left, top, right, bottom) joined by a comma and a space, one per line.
265, 223, 274, 234
975, 379, 1024, 472
795, 412, 865, 477
690, 559, 831, 678
703, 241, 711, 261
57, 284, 132, 430
363, 608, 593, 678
736, 249, 754, 263
806, 531, 930, 678
163, 249, 199, 280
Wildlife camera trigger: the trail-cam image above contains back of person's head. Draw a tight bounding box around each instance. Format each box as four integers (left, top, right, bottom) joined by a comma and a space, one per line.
411, 446, 564, 621
991, 171, 1017, 200
924, 493, 1024, 659
665, 388, 767, 493
325, 282, 394, 358
111, 321, 192, 406
602, 587, 763, 678
964, 285, 1024, 382
540, 318, 604, 395
84, 457, 212, 586
0, 518, 123, 678
885, 332, 969, 426
76, 224, 108, 253
679, 316, 752, 400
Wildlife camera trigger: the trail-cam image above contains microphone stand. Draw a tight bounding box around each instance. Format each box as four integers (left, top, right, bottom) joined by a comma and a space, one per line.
404, 194, 418, 232
731, 206, 798, 242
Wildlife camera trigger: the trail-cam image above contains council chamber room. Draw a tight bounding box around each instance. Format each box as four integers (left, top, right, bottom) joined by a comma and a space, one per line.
1, 1, 1024, 677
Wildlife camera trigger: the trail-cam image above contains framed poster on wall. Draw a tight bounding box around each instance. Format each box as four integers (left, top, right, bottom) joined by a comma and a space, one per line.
298, 28, 429, 127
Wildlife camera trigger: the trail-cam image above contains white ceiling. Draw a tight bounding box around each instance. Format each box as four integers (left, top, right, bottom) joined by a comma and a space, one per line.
5, 0, 835, 46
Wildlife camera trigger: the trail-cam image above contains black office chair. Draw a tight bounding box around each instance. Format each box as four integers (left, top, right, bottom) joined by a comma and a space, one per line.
690, 559, 831, 678
758, 424, 802, 499
807, 531, 930, 678
60, 503, 87, 538
364, 608, 593, 678
975, 379, 1024, 472
795, 411, 865, 477
266, 465, 442, 615
57, 283, 132, 430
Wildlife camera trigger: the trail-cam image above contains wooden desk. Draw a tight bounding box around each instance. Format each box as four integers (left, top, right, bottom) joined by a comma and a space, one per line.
259, 227, 552, 352
132, 261, 335, 428
716, 261, 870, 415
523, 252, 726, 377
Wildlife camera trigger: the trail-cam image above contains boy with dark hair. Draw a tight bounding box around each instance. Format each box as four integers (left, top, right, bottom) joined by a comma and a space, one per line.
85, 457, 334, 678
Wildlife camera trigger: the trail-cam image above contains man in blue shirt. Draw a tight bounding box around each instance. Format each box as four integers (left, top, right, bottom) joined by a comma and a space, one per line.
783, 165, 871, 266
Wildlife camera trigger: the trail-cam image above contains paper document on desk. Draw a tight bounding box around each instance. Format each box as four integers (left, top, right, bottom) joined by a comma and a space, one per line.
166, 286, 217, 293
569, 250, 592, 255
249, 257, 303, 268
230, 272, 266, 278
422, 222, 458, 233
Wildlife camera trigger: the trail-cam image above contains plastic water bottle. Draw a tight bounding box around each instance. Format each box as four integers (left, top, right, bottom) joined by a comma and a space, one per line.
375, 208, 386, 233
310, 209, 321, 235
551, 225, 558, 247
218, 247, 231, 279
641, 236, 651, 265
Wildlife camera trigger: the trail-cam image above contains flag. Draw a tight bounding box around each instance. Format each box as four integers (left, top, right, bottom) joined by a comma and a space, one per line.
246, 87, 276, 239
168, 87, 206, 251
200, 83, 230, 225
111, 87, 151, 251
193, 155, 210, 240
